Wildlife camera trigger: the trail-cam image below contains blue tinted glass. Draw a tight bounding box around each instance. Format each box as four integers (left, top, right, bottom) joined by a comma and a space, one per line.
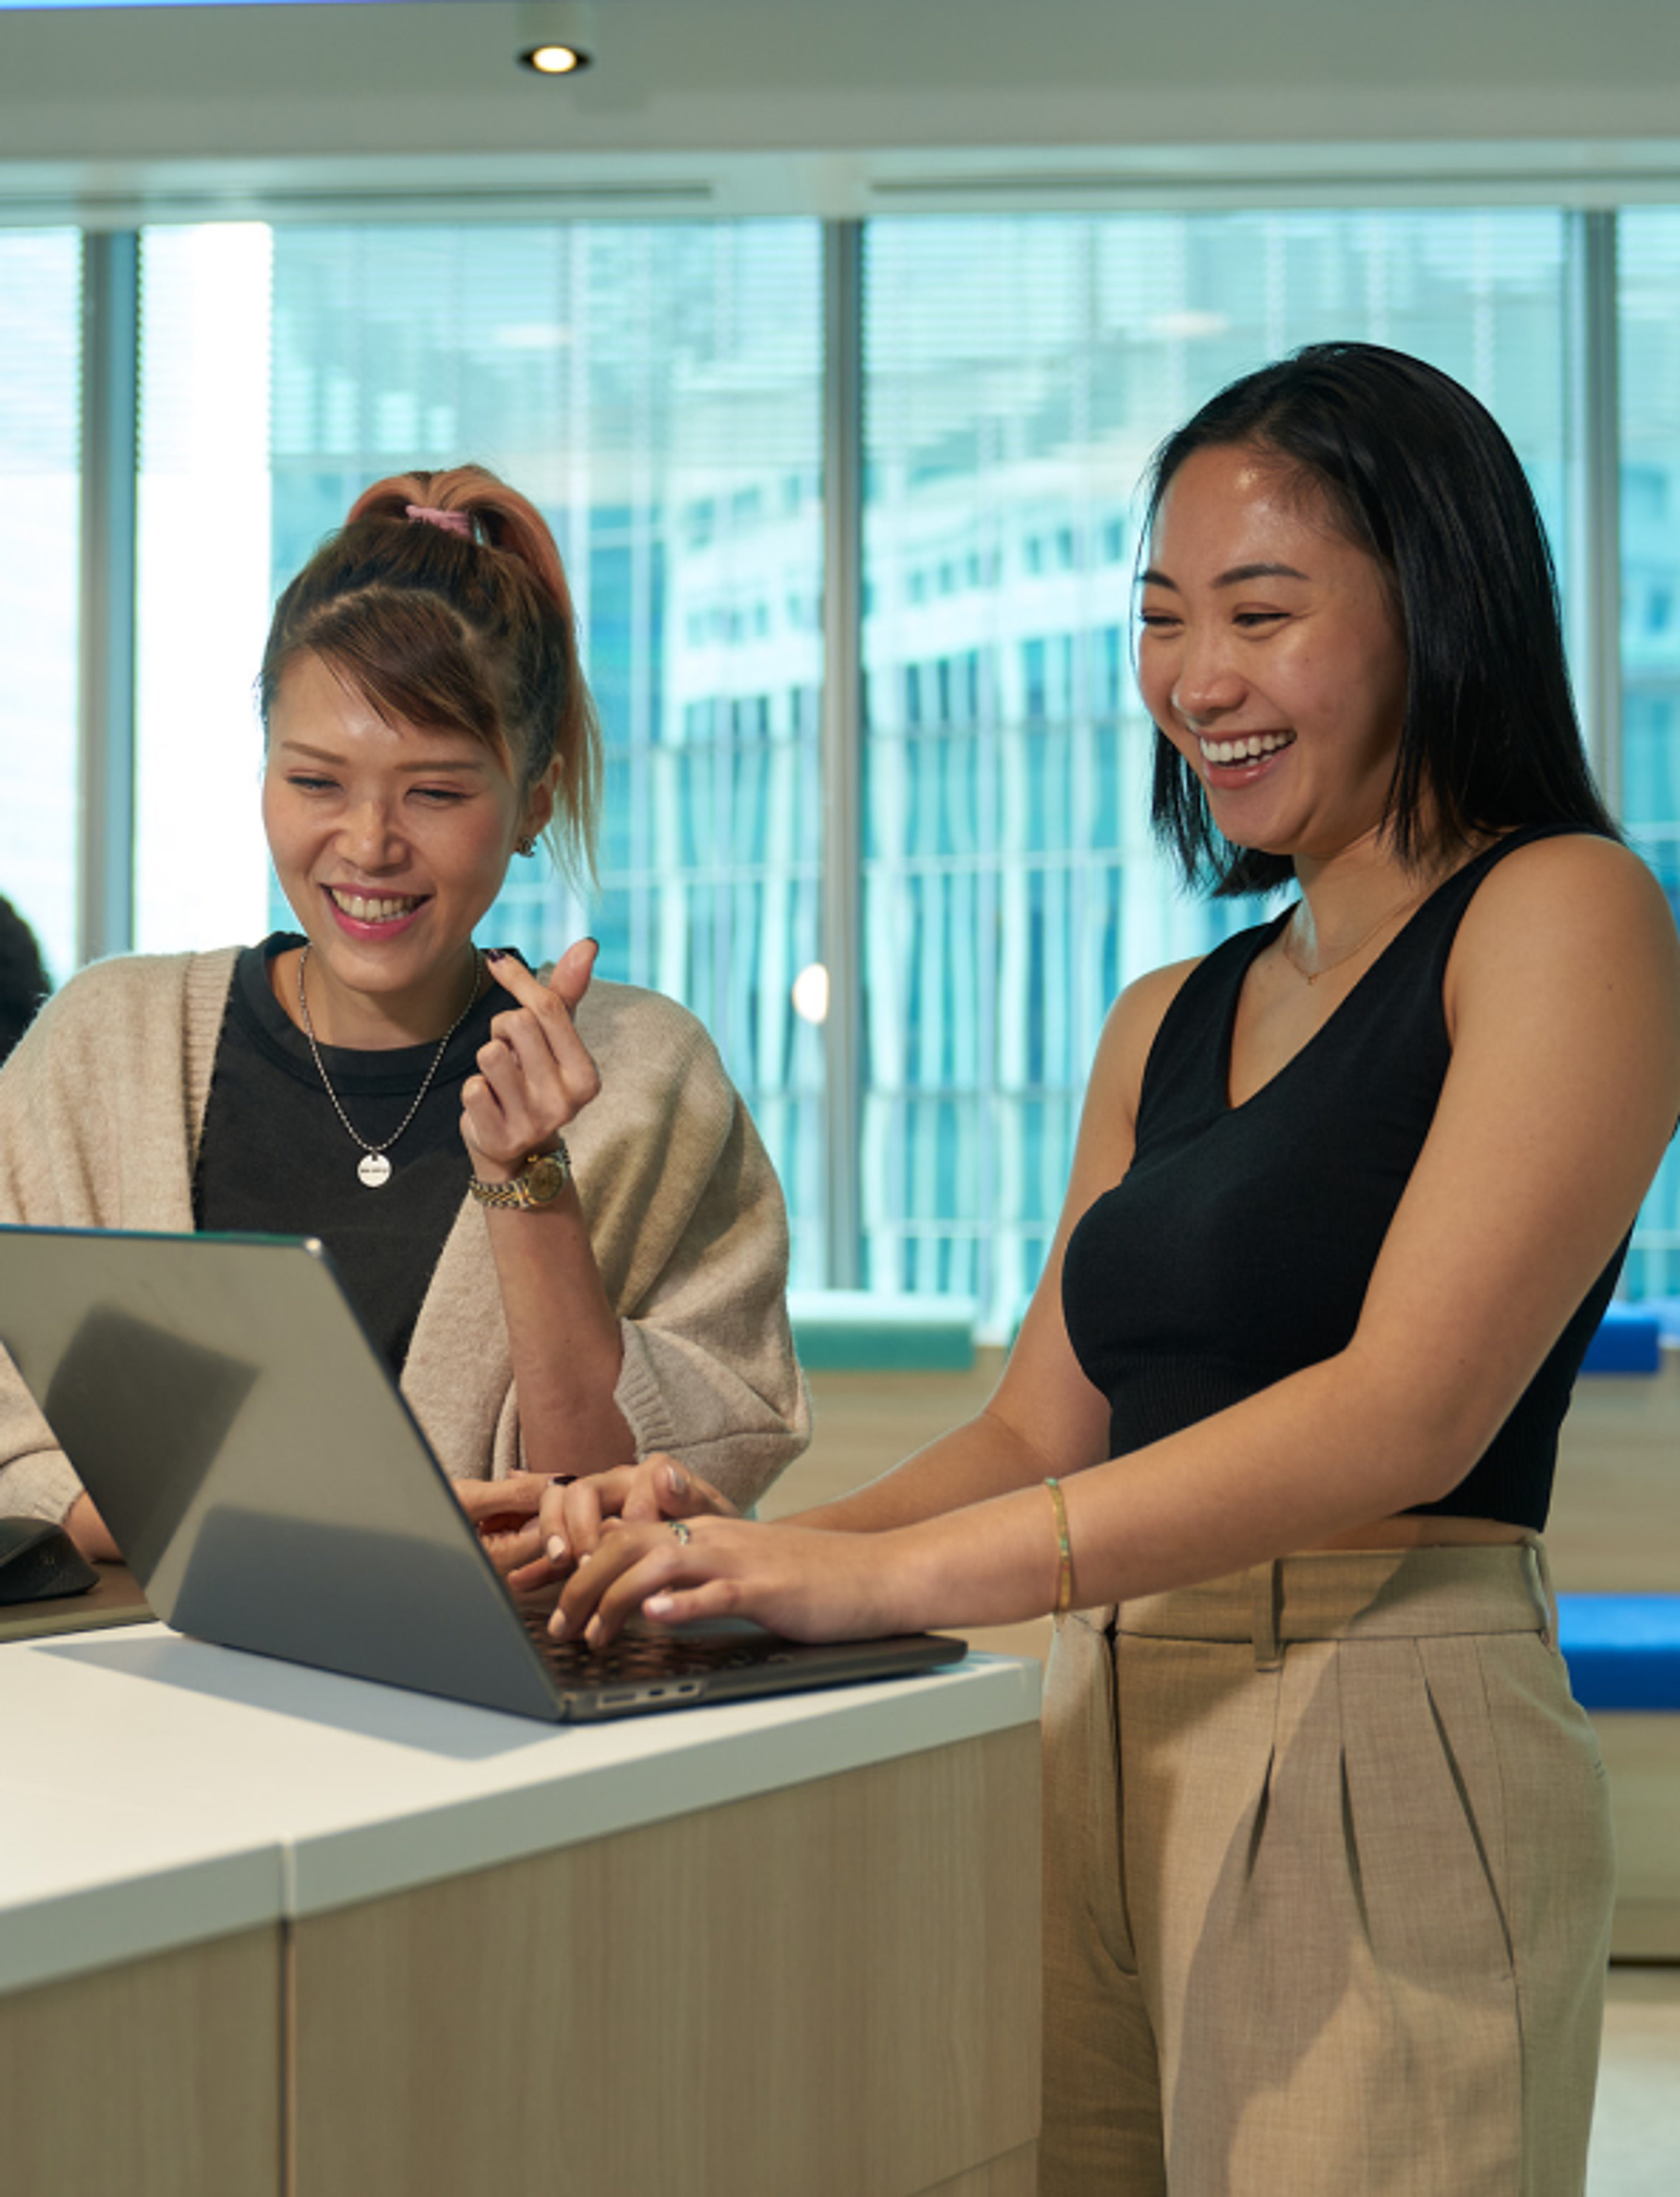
864, 210, 1572, 1333
259, 221, 826, 1275
0, 231, 79, 986
1617, 209, 1680, 1301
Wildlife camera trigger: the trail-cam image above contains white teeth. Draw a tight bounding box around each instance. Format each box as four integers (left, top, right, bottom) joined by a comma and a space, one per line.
1198, 732, 1294, 765
330, 890, 419, 922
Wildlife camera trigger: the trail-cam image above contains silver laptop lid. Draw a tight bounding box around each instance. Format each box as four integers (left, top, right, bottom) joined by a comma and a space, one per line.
0, 1225, 562, 1720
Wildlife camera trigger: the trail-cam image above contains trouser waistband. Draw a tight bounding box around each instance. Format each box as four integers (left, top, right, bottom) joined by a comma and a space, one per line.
1108, 1542, 1555, 1672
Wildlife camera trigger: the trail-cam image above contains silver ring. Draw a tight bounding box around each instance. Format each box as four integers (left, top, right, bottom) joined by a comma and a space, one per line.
668, 1519, 692, 1545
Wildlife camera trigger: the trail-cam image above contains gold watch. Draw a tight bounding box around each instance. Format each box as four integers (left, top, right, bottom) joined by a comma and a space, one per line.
469, 1140, 572, 1210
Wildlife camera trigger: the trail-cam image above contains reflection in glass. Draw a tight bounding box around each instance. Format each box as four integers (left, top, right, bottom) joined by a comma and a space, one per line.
864, 211, 1573, 1331
128, 223, 831, 1275
1617, 209, 1680, 1300
0, 231, 80, 984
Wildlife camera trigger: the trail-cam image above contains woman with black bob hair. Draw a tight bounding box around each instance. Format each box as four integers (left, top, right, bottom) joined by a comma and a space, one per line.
0, 895, 50, 1065
1149, 340, 1618, 895
537, 344, 1680, 2194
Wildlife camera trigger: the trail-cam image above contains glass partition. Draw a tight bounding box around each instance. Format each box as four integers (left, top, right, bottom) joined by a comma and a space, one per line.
137, 221, 828, 1276
135, 224, 275, 957
862, 210, 1573, 1330
16, 204, 1667, 1320
0, 231, 80, 987
1617, 208, 1680, 1300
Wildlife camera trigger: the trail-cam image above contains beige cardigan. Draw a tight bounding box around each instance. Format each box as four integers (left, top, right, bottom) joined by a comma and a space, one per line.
0, 949, 810, 1524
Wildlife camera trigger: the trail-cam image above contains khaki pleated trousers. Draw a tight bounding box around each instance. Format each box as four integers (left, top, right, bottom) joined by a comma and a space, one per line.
1040, 1545, 1615, 2196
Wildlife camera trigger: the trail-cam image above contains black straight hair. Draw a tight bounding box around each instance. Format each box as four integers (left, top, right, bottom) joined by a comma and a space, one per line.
0, 894, 51, 1065
1142, 341, 1620, 896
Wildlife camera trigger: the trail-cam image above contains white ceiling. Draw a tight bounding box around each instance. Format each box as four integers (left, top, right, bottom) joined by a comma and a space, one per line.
2, 0, 1680, 223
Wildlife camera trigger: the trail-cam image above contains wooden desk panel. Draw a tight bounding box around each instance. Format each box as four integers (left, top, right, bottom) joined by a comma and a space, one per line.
0, 1925, 283, 2197
4, 1632, 1040, 2193
921, 2148, 1038, 2197
290, 1726, 1040, 2197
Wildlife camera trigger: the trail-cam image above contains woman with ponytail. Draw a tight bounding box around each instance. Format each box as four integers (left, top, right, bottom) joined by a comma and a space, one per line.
0, 466, 809, 1559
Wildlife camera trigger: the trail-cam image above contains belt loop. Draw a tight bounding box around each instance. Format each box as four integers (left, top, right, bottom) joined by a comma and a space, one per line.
1526, 1538, 1558, 1650
1249, 1560, 1283, 1671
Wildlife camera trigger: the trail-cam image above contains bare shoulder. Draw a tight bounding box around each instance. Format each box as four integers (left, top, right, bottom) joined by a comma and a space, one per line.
1446, 834, 1680, 1064
1087, 954, 1205, 1125
1453, 832, 1679, 978
1467, 829, 1669, 914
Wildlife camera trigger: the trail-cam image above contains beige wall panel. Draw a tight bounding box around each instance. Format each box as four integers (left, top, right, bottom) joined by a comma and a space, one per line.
0, 1926, 282, 2197
1551, 1363, 1680, 1594
292, 1727, 1040, 2197
1596, 1713, 1680, 1960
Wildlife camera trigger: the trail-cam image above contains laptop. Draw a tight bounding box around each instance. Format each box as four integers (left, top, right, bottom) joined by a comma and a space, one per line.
0, 1225, 965, 1722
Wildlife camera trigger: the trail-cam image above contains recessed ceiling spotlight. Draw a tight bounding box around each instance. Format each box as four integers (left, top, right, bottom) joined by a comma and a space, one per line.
520, 44, 592, 76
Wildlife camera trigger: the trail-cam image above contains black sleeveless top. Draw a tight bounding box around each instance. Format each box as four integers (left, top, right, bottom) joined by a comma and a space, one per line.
1061, 826, 1625, 1531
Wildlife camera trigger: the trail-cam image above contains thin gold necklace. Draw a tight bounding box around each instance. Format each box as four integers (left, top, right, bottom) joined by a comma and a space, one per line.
1279, 890, 1421, 987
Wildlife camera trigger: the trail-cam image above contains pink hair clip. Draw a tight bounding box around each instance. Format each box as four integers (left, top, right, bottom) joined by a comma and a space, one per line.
405, 503, 472, 538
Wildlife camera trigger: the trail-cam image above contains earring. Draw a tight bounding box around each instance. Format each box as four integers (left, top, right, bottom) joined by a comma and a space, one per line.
515, 836, 537, 858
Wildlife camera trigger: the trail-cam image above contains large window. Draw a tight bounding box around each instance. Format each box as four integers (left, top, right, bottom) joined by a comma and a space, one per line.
1617, 210, 1680, 1300
128, 220, 828, 1277
135, 224, 273, 957
5, 202, 1676, 1323
862, 210, 1573, 1325
0, 231, 80, 985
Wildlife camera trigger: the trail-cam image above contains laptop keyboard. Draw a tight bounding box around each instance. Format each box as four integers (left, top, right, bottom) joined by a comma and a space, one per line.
519, 1610, 793, 1703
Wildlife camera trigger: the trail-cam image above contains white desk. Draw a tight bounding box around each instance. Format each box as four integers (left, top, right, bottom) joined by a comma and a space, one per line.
1, 1625, 1042, 2197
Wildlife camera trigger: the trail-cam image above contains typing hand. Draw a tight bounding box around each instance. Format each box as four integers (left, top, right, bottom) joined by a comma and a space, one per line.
505, 1456, 738, 1594
453, 1472, 550, 1579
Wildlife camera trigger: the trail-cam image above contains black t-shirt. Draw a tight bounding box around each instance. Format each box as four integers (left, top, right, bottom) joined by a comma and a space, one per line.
193, 935, 506, 1371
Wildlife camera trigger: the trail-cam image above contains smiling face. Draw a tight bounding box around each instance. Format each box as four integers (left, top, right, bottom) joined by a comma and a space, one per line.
262, 650, 554, 1045
1137, 443, 1410, 872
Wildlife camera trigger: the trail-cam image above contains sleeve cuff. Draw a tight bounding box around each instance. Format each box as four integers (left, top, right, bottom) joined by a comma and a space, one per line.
0, 1449, 85, 1528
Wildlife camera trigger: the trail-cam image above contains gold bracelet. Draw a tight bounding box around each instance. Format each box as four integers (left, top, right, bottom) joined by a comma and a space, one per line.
1044, 1476, 1074, 1623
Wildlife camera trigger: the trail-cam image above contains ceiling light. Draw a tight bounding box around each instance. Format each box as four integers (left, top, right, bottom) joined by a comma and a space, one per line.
520, 43, 591, 76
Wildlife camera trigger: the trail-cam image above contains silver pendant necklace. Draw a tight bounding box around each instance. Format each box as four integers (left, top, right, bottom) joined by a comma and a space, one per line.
297, 945, 482, 1188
